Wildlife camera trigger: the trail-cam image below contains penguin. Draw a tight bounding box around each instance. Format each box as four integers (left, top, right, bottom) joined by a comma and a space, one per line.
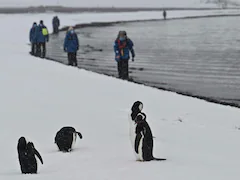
55, 126, 83, 152
128, 101, 143, 159
17, 137, 43, 174
134, 113, 166, 161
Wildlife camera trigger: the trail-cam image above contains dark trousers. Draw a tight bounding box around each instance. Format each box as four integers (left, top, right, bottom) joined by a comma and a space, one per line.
53, 27, 59, 34
31, 43, 37, 56
68, 52, 77, 66
36, 42, 46, 58
117, 60, 129, 80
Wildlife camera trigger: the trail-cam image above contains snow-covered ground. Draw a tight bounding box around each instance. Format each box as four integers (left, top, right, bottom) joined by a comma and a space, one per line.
0, 0, 240, 8
1, 11, 240, 180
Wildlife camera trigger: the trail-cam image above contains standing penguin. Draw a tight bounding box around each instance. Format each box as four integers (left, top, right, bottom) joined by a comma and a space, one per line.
17, 137, 43, 174
134, 113, 166, 161
55, 126, 83, 152
129, 101, 143, 148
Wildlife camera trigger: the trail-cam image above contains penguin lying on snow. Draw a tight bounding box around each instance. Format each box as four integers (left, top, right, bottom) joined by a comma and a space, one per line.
17, 137, 43, 174
129, 101, 166, 161
55, 126, 83, 152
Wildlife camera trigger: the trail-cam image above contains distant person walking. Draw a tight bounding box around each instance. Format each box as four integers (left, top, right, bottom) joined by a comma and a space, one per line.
29, 22, 37, 56
36, 20, 49, 58
163, 10, 167, 20
52, 16, 60, 34
64, 27, 79, 66
114, 31, 135, 80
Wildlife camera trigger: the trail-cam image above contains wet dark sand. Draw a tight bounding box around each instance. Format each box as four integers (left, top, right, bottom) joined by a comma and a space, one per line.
46, 15, 240, 108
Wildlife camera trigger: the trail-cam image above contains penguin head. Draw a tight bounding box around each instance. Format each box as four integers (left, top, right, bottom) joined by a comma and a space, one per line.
131, 101, 143, 113
27, 142, 34, 148
18, 137, 27, 150
131, 101, 143, 121
136, 113, 146, 123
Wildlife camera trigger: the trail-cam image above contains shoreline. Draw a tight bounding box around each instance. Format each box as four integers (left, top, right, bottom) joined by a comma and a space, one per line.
0, 6, 237, 14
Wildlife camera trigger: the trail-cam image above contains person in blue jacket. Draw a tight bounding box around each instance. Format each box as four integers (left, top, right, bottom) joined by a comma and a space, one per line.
29, 22, 37, 56
52, 16, 60, 34
163, 10, 167, 20
36, 20, 49, 58
64, 27, 79, 66
114, 31, 135, 80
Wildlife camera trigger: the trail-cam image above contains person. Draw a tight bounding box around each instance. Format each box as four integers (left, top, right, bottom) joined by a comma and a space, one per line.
63, 27, 79, 66
36, 20, 49, 58
29, 22, 37, 56
52, 16, 60, 34
163, 10, 167, 20
113, 31, 135, 80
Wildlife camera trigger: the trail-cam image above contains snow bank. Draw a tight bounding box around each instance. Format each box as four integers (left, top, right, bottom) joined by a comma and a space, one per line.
0, 11, 240, 180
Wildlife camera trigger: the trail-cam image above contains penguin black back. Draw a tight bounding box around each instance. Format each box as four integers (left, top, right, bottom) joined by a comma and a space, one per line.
17, 137, 28, 174
17, 137, 43, 174
131, 101, 143, 121
55, 126, 83, 152
134, 113, 155, 161
18, 137, 27, 151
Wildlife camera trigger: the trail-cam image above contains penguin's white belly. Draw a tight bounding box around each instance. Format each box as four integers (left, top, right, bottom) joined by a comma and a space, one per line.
71, 133, 77, 149
137, 134, 144, 161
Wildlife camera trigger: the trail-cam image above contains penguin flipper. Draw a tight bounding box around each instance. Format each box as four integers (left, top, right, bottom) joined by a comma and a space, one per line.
34, 149, 43, 164
76, 132, 83, 139
134, 133, 142, 154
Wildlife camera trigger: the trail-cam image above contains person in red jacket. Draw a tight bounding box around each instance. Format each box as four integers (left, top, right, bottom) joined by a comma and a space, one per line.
113, 31, 135, 80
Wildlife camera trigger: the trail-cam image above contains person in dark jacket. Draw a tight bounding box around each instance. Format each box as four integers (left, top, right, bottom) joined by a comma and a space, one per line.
36, 20, 49, 58
114, 31, 135, 80
17, 137, 43, 174
29, 22, 37, 56
64, 27, 79, 66
52, 16, 60, 34
163, 10, 167, 20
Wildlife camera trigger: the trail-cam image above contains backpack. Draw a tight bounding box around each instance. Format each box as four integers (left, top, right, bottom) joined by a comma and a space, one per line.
42, 28, 48, 36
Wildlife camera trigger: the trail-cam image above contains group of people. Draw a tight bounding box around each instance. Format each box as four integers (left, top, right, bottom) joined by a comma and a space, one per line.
29, 10, 167, 80
29, 17, 79, 67
17, 101, 165, 174
29, 20, 49, 58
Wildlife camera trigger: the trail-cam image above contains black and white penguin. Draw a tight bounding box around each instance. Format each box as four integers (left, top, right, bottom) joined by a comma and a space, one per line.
17, 137, 43, 174
134, 113, 166, 161
55, 126, 83, 152
128, 101, 143, 157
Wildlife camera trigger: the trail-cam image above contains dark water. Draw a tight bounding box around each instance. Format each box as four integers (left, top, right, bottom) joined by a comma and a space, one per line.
46, 16, 240, 107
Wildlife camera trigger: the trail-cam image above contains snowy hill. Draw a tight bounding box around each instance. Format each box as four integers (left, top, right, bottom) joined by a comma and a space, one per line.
1, 11, 240, 180
0, 0, 240, 8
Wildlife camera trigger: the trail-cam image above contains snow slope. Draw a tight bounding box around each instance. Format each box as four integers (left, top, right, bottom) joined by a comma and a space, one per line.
0, 0, 240, 8
1, 12, 240, 180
